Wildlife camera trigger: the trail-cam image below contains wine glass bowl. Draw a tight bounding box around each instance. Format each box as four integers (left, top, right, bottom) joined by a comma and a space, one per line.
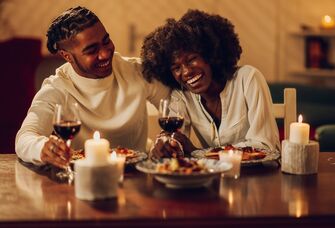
53, 103, 81, 182
158, 97, 184, 157
158, 116, 184, 133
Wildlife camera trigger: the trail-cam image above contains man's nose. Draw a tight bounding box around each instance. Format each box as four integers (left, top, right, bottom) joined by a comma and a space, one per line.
98, 47, 112, 60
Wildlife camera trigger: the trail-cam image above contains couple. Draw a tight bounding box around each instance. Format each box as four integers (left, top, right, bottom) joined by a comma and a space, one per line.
16, 6, 279, 169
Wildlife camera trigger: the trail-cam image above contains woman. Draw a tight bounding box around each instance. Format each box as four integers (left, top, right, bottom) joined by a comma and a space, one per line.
141, 9, 280, 158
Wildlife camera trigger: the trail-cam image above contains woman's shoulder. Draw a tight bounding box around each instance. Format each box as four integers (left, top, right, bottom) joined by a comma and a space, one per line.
236, 65, 262, 77
234, 65, 266, 84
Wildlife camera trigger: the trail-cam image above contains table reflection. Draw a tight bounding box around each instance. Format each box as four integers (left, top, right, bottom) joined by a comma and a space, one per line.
127, 174, 228, 218
281, 173, 318, 217
219, 177, 262, 215
15, 160, 75, 219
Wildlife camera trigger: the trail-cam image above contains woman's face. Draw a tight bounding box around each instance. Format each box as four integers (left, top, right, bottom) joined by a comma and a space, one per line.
170, 51, 213, 94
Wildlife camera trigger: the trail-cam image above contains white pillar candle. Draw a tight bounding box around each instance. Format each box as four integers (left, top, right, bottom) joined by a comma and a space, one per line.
85, 131, 110, 165
289, 115, 310, 145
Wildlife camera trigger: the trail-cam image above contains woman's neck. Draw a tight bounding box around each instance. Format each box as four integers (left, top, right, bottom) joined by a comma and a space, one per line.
200, 80, 226, 128
200, 80, 225, 103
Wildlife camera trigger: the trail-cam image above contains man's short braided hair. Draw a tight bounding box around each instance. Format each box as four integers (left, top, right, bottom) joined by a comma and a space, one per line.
46, 6, 99, 54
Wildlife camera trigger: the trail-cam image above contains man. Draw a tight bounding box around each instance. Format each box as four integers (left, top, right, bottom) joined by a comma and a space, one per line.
15, 6, 169, 168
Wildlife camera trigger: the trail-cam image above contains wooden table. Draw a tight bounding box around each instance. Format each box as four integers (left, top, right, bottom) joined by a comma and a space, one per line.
1, 153, 335, 227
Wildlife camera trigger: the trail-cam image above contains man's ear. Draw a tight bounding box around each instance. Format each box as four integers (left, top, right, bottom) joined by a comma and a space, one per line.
59, 49, 73, 63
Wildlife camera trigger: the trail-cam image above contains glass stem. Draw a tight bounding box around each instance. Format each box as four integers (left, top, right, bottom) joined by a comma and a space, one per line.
66, 140, 71, 148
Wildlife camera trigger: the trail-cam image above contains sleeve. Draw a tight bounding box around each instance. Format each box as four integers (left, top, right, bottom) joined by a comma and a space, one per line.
15, 83, 65, 165
144, 78, 171, 109
120, 54, 171, 109
234, 67, 280, 151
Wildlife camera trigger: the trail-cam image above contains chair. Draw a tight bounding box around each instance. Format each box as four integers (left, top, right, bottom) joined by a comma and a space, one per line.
272, 88, 297, 140
0, 38, 42, 153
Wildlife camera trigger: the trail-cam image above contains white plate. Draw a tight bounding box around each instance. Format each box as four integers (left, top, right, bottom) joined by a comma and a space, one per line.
191, 148, 280, 166
136, 159, 232, 188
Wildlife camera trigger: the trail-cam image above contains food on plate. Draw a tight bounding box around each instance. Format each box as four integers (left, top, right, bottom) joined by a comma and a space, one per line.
205, 144, 235, 159
71, 149, 85, 160
240, 146, 266, 160
113, 146, 137, 159
204, 145, 266, 161
156, 158, 207, 174
71, 146, 138, 161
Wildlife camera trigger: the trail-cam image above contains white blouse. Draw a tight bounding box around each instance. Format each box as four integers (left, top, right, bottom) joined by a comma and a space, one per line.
172, 65, 280, 151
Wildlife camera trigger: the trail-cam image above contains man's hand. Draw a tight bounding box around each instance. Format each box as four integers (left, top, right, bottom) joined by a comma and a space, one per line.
41, 135, 71, 168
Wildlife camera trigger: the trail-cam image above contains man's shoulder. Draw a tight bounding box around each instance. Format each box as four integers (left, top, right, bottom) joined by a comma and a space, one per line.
36, 64, 70, 98
112, 52, 145, 84
115, 52, 141, 64
113, 52, 141, 69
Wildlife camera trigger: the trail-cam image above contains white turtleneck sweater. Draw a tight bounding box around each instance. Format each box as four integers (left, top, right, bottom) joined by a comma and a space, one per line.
15, 52, 170, 165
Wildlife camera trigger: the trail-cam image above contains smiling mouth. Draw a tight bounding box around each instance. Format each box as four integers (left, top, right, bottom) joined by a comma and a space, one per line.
186, 74, 202, 85
97, 60, 111, 69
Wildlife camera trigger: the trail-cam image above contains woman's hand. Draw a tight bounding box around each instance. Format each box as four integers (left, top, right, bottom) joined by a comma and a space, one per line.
170, 131, 197, 155
150, 131, 196, 160
40, 135, 72, 168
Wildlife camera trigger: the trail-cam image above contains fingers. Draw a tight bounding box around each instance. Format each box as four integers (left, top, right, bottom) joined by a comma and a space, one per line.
150, 139, 165, 160
40, 136, 71, 169
150, 137, 181, 160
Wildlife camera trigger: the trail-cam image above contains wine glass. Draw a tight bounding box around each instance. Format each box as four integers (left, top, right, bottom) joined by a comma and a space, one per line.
158, 97, 184, 157
53, 103, 81, 183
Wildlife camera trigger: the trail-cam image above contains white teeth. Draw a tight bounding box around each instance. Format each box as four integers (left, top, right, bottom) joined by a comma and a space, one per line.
98, 61, 109, 68
187, 74, 202, 84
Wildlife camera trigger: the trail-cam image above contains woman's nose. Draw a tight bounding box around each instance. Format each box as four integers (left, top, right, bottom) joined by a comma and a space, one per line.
181, 64, 190, 77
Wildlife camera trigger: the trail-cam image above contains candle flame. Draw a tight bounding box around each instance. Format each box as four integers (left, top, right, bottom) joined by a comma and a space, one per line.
111, 151, 117, 160
298, 115, 303, 123
228, 149, 234, 155
93, 131, 100, 140
323, 15, 333, 23
321, 15, 335, 28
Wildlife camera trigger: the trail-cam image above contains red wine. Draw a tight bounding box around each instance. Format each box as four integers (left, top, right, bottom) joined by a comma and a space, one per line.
53, 121, 81, 140
158, 117, 184, 132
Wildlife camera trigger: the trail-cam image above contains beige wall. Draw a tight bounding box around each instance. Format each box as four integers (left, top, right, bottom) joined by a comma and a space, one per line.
1, 0, 335, 83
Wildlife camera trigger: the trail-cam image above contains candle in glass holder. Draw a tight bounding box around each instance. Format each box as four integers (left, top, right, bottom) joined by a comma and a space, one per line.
219, 149, 242, 179
110, 151, 126, 183
85, 131, 110, 165
321, 15, 335, 29
289, 115, 310, 145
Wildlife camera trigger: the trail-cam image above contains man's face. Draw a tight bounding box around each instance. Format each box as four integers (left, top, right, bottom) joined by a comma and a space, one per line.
61, 22, 115, 79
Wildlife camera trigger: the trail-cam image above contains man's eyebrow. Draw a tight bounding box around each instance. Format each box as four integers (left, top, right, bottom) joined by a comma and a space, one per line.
81, 33, 110, 53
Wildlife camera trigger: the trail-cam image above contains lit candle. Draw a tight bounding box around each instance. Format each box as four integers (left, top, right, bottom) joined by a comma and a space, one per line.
289, 115, 310, 145
85, 131, 110, 165
219, 149, 242, 179
321, 15, 335, 29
